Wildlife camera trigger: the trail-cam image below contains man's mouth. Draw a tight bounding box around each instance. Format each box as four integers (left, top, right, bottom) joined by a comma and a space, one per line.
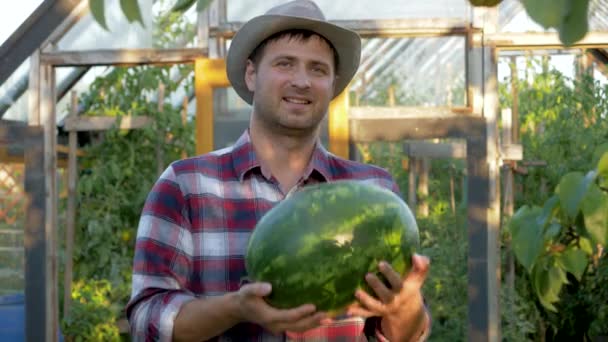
283, 97, 311, 105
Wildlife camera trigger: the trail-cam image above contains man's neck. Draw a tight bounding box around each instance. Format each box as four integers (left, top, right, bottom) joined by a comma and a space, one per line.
249, 118, 318, 193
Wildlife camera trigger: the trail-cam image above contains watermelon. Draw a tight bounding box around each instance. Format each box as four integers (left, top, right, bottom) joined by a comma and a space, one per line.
245, 180, 420, 315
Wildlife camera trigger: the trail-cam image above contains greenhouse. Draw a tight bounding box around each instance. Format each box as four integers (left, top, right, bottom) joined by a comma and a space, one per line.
0, 0, 607, 341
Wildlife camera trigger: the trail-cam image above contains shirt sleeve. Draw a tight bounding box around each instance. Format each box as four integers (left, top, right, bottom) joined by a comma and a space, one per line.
126, 165, 195, 342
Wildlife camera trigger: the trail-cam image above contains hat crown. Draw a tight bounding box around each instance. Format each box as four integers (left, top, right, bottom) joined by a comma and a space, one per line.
266, 0, 326, 21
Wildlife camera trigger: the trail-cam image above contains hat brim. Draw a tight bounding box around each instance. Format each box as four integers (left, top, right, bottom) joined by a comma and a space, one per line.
227, 14, 361, 105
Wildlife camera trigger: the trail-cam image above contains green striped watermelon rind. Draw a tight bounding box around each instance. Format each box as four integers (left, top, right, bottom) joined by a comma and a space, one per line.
245, 180, 420, 316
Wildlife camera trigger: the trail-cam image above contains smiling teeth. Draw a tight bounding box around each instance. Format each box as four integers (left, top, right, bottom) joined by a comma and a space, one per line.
285, 98, 309, 104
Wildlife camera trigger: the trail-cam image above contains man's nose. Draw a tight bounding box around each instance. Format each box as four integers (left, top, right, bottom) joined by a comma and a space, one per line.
290, 67, 311, 89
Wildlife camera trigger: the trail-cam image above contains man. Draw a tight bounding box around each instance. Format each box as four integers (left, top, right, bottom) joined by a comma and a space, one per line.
126, 1, 431, 341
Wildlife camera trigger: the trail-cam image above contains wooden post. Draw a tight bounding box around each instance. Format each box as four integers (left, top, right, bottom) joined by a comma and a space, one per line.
41, 62, 59, 342
510, 57, 519, 143
195, 58, 229, 155
182, 96, 189, 160
417, 158, 429, 217
29, 50, 41, 125
23, 125, 46, 342
63, 91, 78, 320
328, 87, 350, 159
156, 83, 165, 176
449, 163, 456, 214
502, 107, 515, 291
408, 156, 417, 209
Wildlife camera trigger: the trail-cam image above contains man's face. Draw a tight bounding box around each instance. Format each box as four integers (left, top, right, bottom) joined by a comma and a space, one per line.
245, 34, 336, 135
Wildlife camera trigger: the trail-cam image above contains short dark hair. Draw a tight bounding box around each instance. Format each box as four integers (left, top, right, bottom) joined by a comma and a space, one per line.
247, 29, 340, 72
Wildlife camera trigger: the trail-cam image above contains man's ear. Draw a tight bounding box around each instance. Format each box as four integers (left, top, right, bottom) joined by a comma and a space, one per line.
245, 60, 256, 92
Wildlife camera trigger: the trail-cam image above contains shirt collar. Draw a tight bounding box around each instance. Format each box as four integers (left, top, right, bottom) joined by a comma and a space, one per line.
232, 130, 333, 183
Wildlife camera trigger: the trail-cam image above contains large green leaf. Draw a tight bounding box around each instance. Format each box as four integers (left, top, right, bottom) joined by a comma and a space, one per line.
559, 0, 589, 46
556, 171, 597, 220
171, 0, 197, 12
509, 206, 544, 272
521, 0, 568, 28
532, 261, 565, 312
537, 195, 560, 228
581, 184, 608, 245
120, 0, 144, 25
196, 0, 214, 11
89, 0, 108, 30
557, 247, 588, 281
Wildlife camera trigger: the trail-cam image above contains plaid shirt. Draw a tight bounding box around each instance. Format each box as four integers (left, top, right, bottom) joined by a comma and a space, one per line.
126, 131, 425, 341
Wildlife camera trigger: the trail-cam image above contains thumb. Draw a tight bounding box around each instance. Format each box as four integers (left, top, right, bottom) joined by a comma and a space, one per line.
405, 254, 430, 287
241, 282, 272, 297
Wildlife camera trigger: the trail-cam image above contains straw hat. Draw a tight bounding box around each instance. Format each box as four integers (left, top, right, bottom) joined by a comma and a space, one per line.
226, 0, 361, 105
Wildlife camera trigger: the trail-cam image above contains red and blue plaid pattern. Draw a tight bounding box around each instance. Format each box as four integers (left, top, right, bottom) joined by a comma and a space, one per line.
126, 131, 404, 341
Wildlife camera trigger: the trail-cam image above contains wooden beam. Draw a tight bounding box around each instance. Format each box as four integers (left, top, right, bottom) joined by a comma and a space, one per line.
211, 18, 476, 39
405, 141, 466, 159
328, 87, 350, 159
55, 144, 84, 157
500, 144, 522, 161
64, 115, 152, 131
349, 109, 486, 142
40, 48, 208, 67
0, 0, 81, 85
485, 32, 608, 50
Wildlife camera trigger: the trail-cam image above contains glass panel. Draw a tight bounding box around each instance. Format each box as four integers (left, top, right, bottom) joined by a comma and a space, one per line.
229, 0, 469, 21
353, 37, 466, 107
0, 0, 44, 45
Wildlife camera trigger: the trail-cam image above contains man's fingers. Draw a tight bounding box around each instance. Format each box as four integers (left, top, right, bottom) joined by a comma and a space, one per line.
405, 254, 430, 288
365, 273, 395, 303
279, 312, 327, 332
268, 303, 317, 325
346, 304, 375, 318
355, 289, 385, 313
241, 282, 272, 297
378, 261, 404, 291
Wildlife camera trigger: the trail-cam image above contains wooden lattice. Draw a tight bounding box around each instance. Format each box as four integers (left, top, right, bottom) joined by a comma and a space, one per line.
0, 163, 26, 294
0, 163, 25, 226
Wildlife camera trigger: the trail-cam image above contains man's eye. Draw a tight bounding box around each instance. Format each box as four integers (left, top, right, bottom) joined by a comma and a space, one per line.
277, 61, 292, 67
313, 67, 327, 75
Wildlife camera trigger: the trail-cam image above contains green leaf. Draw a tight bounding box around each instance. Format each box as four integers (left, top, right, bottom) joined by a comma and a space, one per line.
559, 0, 590, 46
533, 260, 566, 312
89, 0, 108, 30
592, 144, 608, 166
579, 237, 595, 255
171, 0, 197, 12
537, 195, 560, 227
544, 222, 562, 240
581, 184, 608, 245
558, 247, 588, 281
556, 171, 597, 220
196, 0, 214, 11
522, 0, 568, 28
509, 206, 544, 272
120, 0, 144, 25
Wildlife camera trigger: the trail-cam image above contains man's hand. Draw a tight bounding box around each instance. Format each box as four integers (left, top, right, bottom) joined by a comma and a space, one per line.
346, 254, 431, 342
234, 282, 328, 335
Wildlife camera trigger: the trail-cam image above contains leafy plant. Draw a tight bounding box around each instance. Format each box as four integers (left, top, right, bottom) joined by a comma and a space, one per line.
89, 0, 213, 30
508, 151, 607, 310
468, 0, 591, 46
61, 280, 123, 341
